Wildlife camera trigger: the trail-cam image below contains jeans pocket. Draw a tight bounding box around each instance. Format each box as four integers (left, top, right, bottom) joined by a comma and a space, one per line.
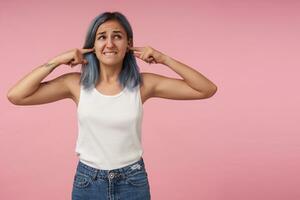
73, 171, 92, 189
126, 170, 149, 187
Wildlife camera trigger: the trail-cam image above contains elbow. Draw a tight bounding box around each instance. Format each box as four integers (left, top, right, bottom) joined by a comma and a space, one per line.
206, 85, 218, 98
7, 91, 22, 105
7, 93, 18, 105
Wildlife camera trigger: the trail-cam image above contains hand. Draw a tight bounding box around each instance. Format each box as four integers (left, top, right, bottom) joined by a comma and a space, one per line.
49, 48, 95, 68
129, 46, 167, 65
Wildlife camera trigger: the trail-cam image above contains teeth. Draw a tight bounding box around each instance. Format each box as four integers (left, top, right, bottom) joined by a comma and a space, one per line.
104, 52, 117, 55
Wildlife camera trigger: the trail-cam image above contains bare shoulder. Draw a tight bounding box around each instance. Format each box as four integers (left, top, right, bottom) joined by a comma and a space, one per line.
64, 72, 159, 106
63, 72, 81, 105
140, 72, 159, 103
140, 72, 162, 90
140, 72, 172, 100
65, 72, 152, 106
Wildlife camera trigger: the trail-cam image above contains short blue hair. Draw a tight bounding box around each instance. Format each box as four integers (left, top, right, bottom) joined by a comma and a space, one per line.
80, 11, 143, 92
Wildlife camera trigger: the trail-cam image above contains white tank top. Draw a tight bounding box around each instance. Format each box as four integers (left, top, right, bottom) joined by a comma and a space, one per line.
75, 83, 144, 170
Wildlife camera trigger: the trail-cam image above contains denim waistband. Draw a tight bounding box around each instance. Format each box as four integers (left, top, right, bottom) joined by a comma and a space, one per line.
76, 157, 146, 181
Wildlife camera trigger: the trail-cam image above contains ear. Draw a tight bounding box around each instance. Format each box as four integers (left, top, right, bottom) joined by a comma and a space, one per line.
127, 39, 133, 52
128, 38, 133, 47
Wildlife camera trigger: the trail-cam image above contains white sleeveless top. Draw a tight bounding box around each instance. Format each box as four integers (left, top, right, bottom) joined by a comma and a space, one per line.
75, 84, 144, 170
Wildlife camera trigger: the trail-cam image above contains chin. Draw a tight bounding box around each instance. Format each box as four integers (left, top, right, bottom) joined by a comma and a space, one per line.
100, 60, 123, 66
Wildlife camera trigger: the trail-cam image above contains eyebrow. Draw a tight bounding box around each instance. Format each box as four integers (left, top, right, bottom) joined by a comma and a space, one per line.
97, 30, 124, 35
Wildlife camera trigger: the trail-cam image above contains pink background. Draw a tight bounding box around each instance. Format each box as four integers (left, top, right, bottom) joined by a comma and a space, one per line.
1, 0, 300, 199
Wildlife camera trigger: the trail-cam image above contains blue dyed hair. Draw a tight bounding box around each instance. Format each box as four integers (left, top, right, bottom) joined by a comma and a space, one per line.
79, 11, 143, 92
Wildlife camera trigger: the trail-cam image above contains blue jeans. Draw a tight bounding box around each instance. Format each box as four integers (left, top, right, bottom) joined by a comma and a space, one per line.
71, 157, 151, 200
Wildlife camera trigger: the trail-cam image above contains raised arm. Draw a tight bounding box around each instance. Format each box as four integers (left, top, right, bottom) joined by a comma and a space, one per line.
7, 48, 94, 105
130, 46, 217, 100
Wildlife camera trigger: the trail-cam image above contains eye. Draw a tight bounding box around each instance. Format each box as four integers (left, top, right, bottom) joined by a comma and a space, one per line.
97, 35, 122, 40
97, 36, 105, 40
114, 35, 122, 39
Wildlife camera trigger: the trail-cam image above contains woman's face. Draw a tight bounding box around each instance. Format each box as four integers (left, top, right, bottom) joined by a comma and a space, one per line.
94, 20, 130, 67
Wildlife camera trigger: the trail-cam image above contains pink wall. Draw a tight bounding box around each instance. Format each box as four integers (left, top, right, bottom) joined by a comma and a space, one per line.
1, 0, 300, 199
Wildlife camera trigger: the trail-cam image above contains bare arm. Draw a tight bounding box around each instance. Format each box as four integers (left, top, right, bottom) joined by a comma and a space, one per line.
7, 48, 94, 105
130, 46, 217, 100
7, 61, 60, 104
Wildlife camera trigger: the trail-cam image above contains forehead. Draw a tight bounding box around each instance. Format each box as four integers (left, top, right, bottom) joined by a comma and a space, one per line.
96, 20, 126, 34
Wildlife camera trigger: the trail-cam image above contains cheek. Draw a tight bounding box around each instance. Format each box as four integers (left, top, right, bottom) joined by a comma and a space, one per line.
94, 39, 105, 47
93, 43, 104, 56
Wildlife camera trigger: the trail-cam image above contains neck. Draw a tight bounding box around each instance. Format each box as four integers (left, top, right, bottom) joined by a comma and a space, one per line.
99, 63, 122, 84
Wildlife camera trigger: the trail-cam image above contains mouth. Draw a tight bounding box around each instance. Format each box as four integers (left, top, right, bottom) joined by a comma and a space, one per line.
103, 51, 118, 56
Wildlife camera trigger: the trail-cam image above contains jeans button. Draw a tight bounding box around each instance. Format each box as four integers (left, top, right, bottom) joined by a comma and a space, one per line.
109, 172, 115, 179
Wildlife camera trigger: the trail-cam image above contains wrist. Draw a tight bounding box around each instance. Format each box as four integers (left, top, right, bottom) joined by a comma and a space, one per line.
40, 60, 59, 72
46, 58, 60, 69
161, 55, 172, 66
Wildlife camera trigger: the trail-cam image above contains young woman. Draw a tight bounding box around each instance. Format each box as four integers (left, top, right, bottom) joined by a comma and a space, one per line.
7, 11, 217, 200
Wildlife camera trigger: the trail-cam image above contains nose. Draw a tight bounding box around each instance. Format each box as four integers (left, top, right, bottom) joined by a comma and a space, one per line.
106, 37, 115, 48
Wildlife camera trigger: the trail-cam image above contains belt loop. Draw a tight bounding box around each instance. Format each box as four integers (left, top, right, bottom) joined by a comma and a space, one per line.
92, 169, 98, 180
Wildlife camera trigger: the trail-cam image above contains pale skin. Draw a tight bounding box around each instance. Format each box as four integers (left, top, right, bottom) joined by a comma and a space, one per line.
7, 19, 217, 106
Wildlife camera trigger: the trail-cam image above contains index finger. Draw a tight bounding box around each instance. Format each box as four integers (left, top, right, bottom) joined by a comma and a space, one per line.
80, 47, 95, 54
129, 46, 143, 52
